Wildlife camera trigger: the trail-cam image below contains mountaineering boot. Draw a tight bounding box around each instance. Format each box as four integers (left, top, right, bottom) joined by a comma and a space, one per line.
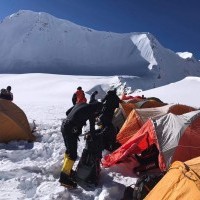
59, 172, 77, 189
59, 153, 77, 188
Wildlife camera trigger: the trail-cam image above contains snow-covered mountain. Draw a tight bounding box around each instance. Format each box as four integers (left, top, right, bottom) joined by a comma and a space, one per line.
0, 10, 200, 89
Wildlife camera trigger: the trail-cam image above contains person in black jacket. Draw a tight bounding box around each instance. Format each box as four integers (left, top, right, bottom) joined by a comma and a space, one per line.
99, 89, 121, 151
89, 90, 98, 104
100, 89, 121, 126
59, 102, 103, 188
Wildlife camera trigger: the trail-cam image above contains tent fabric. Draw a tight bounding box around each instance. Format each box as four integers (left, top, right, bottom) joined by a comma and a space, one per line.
124, 97, 144, 104
171, 114, 200, 164
112, 102, 136, 132
119, 102, 136, 117
117, 104, 196, 145
168, 104, 196, 115
137, 104, 196, 123
0, 99, 36, 142
103, 110, 200, 171
116, 109, 143, 145
134, 99, 166, 108
102, 120, 162, 168
156, 111, 200, 169
146, 97, 164, 103
112, 108, 126, 132
145, 157, 200, 200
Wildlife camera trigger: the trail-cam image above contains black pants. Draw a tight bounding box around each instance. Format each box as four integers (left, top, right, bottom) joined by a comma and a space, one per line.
100, 124, 117, 152
61, 120, 81, 161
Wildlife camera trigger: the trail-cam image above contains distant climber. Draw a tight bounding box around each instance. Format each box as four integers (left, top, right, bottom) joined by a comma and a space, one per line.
89, 90, 98, 104
6, 86, 13, 101
0, 86, 13, 101
69, 86, 87, 116
72, 86, 87, 105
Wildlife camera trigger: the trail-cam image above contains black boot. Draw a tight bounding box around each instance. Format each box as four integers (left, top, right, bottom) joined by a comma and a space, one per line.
59, 172, 77, 189
70, 169, 77, 180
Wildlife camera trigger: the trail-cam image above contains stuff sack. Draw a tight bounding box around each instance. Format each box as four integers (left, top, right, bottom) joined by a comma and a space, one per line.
75, 132, 103, 189
121, 173, 164, 200
75, 148, 101, 188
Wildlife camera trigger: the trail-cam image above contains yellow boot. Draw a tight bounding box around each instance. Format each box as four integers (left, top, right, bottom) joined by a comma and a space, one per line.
59, 154, 77, 188
61, 153, 74, 175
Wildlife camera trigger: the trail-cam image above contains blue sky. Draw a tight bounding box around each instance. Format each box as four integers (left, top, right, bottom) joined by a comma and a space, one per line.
0, 0, 200, 59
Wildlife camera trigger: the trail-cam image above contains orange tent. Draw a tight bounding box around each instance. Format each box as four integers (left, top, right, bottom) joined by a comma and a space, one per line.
145, 156, 200, 200
103, 110, 200, 171
0, 99, 36, 142
120, 102, 136, 116
117, 104, 196, 145
134, 99, 166, 108
123, 97, 144, 104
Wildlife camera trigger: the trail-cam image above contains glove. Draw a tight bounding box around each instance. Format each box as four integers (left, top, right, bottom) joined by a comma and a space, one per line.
84, 132, 91, 140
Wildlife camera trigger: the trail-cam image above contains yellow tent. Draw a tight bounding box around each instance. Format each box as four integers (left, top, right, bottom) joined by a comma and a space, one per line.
0, 99, 36, 142
145, 156, 200, 200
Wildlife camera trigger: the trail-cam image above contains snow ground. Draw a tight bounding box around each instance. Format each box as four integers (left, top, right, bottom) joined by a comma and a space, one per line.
0, 74, 199, 200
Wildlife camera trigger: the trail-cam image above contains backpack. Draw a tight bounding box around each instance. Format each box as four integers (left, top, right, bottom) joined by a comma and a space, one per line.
133, 144, 159, 174
75, 132, 103, 189
121, 173, 164, 200
135, 144, 159, 165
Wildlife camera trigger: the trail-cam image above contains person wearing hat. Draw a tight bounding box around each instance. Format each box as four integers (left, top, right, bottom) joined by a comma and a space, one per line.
6, 86, 13, 101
